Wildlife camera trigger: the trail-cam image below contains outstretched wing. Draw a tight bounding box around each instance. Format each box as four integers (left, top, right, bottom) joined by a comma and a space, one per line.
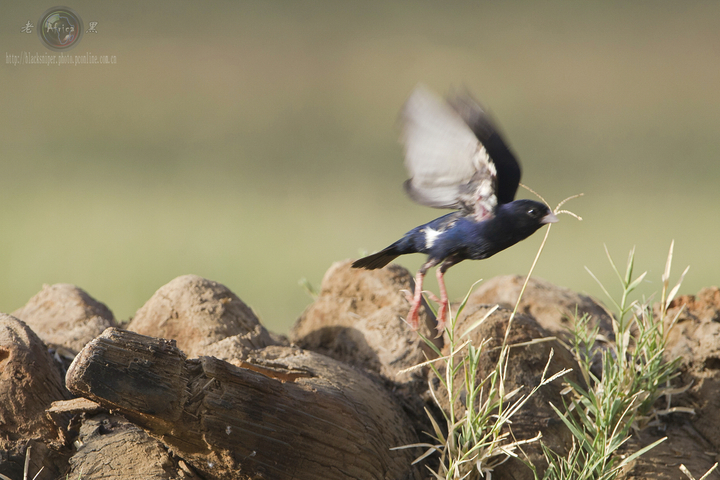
447, 90, 521, 205
401, 85, 521, 220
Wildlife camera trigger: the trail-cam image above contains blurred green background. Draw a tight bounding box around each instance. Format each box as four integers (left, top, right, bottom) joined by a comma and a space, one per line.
1, 2, 718, 333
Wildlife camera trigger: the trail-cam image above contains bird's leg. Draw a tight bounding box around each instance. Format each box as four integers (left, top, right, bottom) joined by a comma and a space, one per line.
406, 271, 425, 330
435, 256, 461, 333
435, 267, 449, 332
406, 259, 439, 330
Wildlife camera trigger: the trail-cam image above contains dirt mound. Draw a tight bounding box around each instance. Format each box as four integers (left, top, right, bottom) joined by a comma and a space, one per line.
663, 287, 720, 454
12, 283, 116, 356
0, 314, 71, 479
67, 412, 201, 479
127, 274, 279, 359
467, 274, 614, 340
292, 259, 439, 384
0, 267, 717, 479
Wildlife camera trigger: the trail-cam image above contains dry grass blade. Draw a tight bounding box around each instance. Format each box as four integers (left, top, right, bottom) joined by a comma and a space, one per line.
654, 406, 696, 415
678, 462, 717, 480
666, 265, 690, 310
397, 340, 471, 374
520, 184, 584, 219
519, 183, 550, 206
504, 224, 550, 345
680, 464, 697, 480
554, 192, 584, 211
461, 304, 499, 338
698, 463, 719, 480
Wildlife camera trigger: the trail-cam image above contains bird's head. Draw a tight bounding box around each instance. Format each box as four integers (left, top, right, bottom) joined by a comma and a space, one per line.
496, 199, 558, 238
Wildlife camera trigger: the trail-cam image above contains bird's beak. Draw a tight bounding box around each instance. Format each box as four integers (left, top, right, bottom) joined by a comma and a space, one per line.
541, 212, 559, 224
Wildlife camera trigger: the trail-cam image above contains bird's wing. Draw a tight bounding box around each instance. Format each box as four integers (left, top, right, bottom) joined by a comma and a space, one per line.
447, 90, 521, 206
401, 85, 521, 220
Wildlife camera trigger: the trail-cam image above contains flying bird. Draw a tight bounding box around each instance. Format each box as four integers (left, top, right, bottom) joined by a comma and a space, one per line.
352, 85, 558, 332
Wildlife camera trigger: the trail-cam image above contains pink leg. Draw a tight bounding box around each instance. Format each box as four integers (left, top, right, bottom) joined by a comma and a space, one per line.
435, 268, 450, 333
406, 270, 425, 330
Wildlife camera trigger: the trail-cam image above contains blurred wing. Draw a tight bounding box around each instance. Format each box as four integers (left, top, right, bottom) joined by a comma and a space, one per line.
401, 85, 503, 220
447, 91, 521, 205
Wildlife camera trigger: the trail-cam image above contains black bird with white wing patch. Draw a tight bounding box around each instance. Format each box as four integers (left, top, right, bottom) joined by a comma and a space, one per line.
352, 86, 558, 331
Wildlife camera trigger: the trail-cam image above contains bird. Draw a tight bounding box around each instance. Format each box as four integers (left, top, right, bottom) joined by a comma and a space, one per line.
352, 85, 558, 332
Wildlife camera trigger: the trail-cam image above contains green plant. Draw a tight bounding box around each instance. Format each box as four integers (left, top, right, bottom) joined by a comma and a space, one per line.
540, 242, 691, 480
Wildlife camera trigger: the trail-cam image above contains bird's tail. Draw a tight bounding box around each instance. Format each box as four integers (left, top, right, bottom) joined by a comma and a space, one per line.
352, 246, 400, 270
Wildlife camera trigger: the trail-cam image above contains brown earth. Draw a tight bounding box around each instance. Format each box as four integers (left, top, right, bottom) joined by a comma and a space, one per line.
0, 265, 717, 479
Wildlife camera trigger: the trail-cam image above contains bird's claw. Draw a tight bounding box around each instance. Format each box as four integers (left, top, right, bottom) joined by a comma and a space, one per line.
400, 289, 414, 304
423, 290, 441, 304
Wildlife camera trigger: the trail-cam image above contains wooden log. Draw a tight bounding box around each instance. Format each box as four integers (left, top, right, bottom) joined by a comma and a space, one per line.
66, 328, 422, 480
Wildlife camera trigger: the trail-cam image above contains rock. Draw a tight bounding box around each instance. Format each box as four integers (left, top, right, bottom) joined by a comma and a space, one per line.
0, 314, 71, 479
466, 275, 614, 340
12, 283, 116, 356
127, 274, 277, 358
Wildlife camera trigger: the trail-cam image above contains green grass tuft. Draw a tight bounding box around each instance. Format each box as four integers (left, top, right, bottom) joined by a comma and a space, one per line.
540, 241, 690, 480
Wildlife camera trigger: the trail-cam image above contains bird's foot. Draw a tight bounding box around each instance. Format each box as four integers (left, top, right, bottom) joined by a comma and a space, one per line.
435, 301, 448, 335
403, 289, 447, 332
406, 302, 421, 331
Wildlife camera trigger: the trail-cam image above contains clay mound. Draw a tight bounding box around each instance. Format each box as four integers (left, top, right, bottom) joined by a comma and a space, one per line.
439, 305, 579, 480
12, 283, 116, 356
0, 314, 71, 479
662, 286, 720, 453
622, 421, 718, 480
292, 260, 438, 386
127, 274, 277, 358
0, 314, 70, 439
466, 275, 614, 340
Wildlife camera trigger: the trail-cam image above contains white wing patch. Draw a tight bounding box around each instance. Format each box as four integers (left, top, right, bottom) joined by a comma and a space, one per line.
472, 145, 493, 173
467, 144, 497, 220
424, 227, 442, 249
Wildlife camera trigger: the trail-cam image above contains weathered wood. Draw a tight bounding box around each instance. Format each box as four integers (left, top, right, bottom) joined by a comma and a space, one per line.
67, 412, 203, 480
66, 328, 422, 480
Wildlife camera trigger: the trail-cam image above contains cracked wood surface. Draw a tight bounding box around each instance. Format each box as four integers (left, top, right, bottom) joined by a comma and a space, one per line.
66, 328, 421, 480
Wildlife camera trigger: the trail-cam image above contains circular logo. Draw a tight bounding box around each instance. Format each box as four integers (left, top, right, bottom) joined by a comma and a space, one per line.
37, 7, 83, 51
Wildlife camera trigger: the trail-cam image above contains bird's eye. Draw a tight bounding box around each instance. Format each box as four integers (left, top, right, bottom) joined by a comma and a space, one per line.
527, 208, 536, 216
